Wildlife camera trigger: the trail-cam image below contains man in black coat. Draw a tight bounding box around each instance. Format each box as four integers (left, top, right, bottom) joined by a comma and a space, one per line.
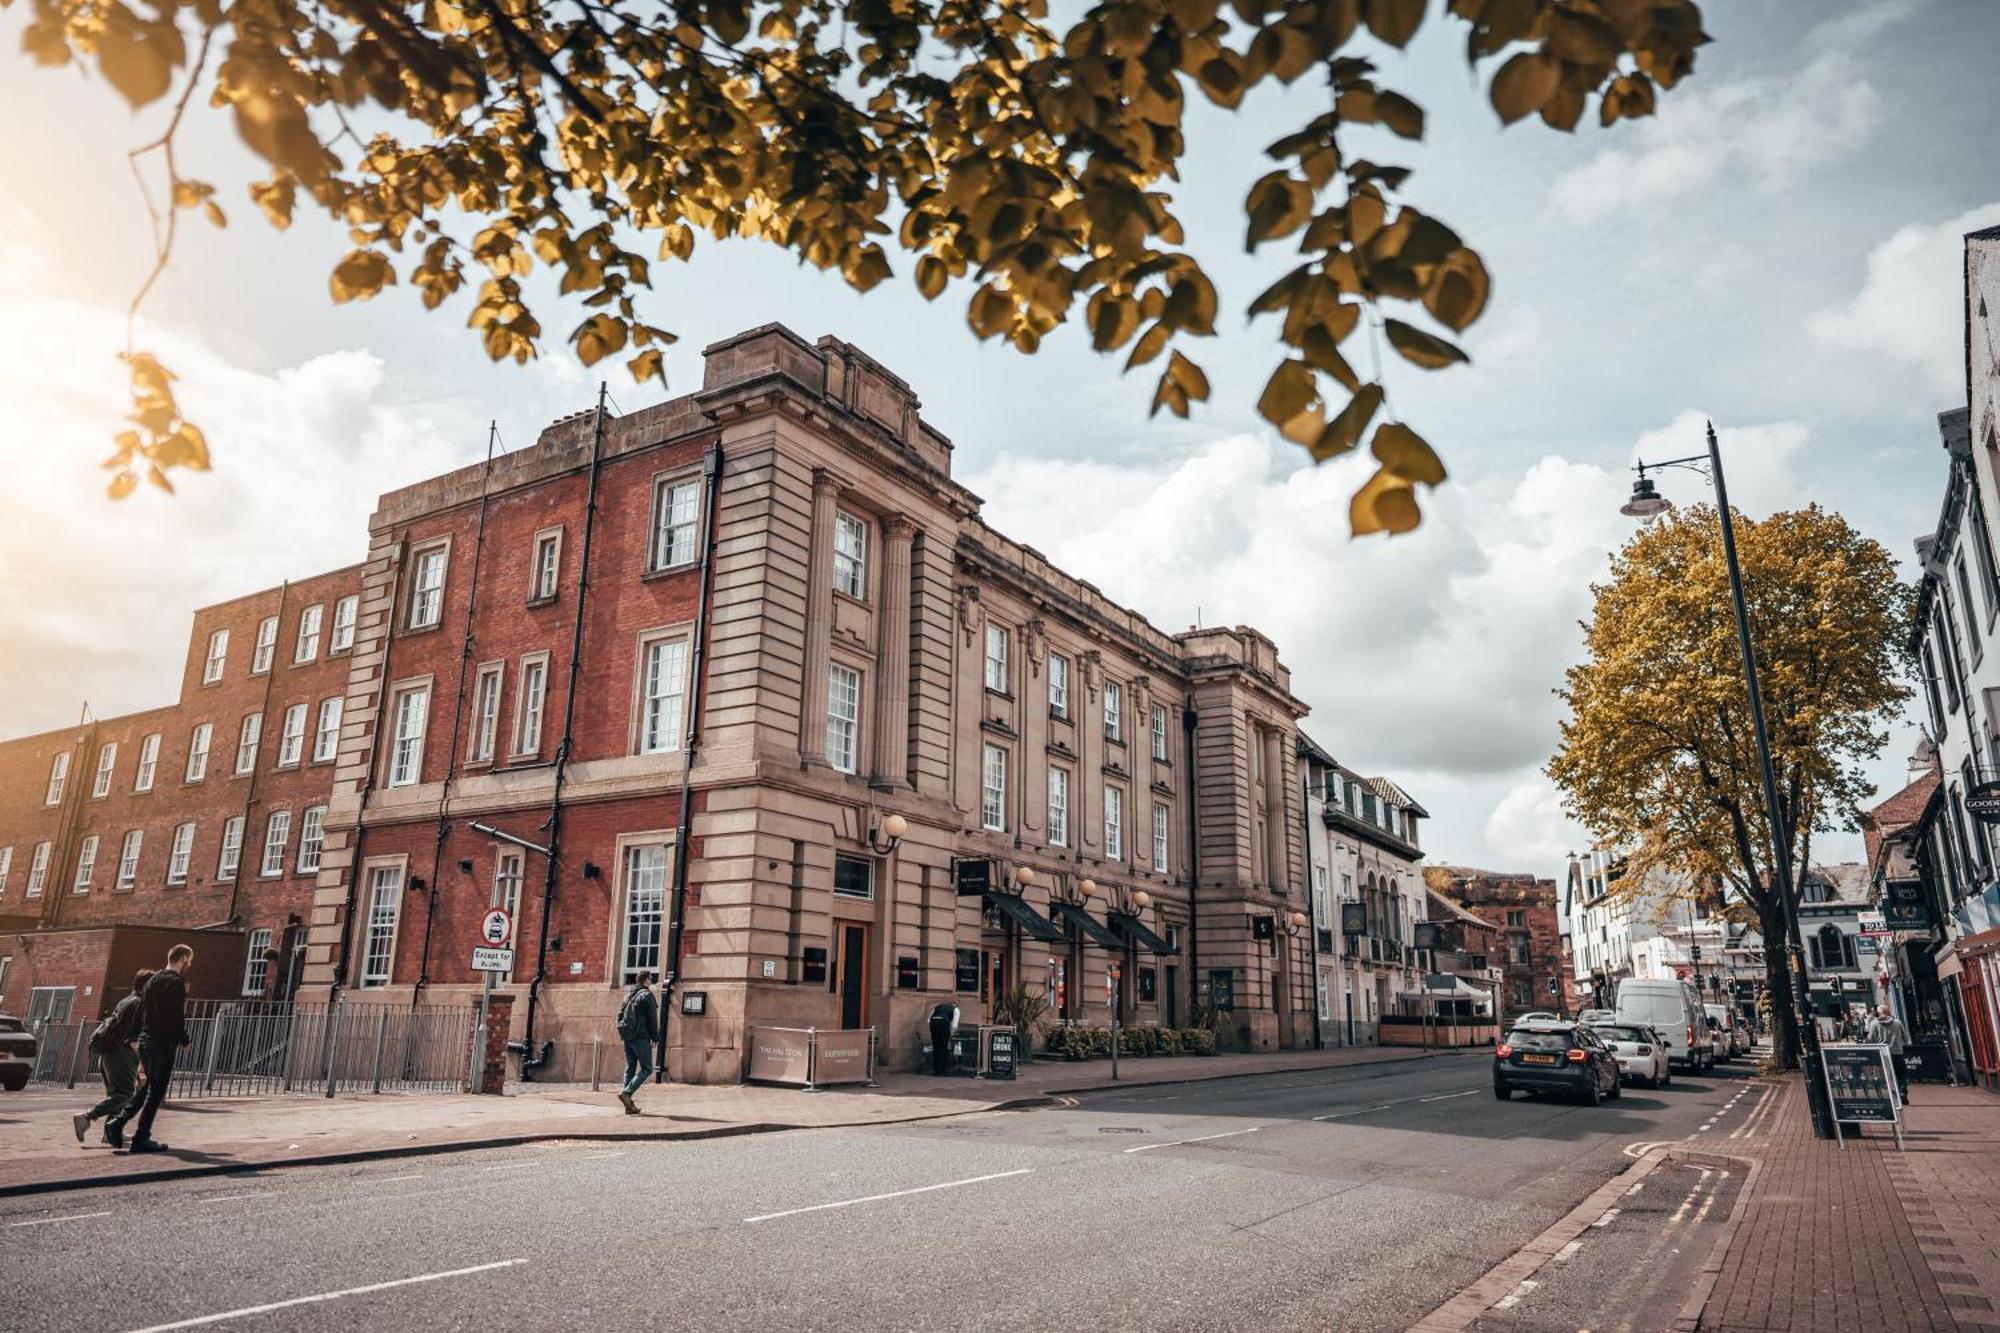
104, 944, 194, 1153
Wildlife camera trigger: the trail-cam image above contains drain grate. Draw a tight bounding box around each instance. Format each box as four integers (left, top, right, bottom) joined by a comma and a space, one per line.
1098, 1127, 1147, 1134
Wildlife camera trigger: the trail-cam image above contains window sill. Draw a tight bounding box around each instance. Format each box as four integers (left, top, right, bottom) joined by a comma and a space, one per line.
985, 687, 1014, 702
526, 595, 559, 610
832, 588, 870, 610
642, 562, 699, 583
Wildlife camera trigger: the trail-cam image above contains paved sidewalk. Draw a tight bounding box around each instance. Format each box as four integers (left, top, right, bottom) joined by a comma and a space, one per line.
1680, 1074, 2000, 1333
0, 1041, 1462, 1197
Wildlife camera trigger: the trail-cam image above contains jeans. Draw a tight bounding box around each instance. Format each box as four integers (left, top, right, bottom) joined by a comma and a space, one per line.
87, 1046, 139, 1121
621, 1036, 653, 1097
108, 1040, 179, 1143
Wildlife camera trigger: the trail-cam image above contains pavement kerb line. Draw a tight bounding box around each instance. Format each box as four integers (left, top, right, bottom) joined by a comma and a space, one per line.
0, 1096, 1057, 1201
1406, 1146, 1670, 1333
1664, 1147, 1763, 1333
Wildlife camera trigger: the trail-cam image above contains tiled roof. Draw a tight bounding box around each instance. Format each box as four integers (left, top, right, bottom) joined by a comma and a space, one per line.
1367, 776, 1429, 818
1861, 771, 1939, 872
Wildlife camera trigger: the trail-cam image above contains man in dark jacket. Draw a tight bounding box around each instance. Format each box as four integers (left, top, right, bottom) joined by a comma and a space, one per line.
104, 944, 194, 1153
615, 971, 659, 1115
74, 969, 152, 1145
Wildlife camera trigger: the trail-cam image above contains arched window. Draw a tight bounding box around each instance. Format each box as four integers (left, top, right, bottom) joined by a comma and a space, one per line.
1813, 923, 1854, 971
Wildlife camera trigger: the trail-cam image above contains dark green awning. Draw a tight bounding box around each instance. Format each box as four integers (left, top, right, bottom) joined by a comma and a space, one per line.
1110, 912, 1175, 955
986, 892, 1066, 943
1049, 900, 1124, 949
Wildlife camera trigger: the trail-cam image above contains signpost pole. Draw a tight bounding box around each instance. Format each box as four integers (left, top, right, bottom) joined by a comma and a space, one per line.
1109, 964, 1121, 1082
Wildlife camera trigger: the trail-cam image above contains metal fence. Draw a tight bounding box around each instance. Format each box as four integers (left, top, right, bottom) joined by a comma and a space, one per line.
26, 997, 478, 1099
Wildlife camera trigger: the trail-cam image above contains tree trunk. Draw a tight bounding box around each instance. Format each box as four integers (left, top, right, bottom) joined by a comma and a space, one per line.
1759, 902, 1800, 1070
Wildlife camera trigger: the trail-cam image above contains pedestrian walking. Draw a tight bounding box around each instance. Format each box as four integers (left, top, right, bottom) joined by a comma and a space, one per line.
73, 970, 152, 1146
614, 971, 659, 1115
103, 945, 194, 1153
1865, 1004, 1912, 1102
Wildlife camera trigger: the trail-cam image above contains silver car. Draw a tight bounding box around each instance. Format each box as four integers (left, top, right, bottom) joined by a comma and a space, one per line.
1587, 1021, 1672, 1088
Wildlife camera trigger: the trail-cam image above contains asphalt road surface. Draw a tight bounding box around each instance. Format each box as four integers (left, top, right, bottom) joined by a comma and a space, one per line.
2, 1054, 1763, 1332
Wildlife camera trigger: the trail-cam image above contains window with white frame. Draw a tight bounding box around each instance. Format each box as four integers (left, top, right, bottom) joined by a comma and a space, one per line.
26, 842, 50, 897
1151, 705, 1168, 761
833, 511, 867, 598
1048, 767, 1070, 847
620, 844, 669, 982
253, 615, 278, 673
1316, 969, 1332, 1022
492, 850, 523, 981
117, 829, 142, 890
218, 816, 244, 880
651, 477, 701, 570
92, 742, 117, 798
186, 723, 212, 782
981, 744, 1008, 831
1152, 802, 1169, 870
295, 603, 324, 662
359, 866, 402, 987
203, 628, 229, 683
826, 664, 861, 774
167, 825, 193, 884
45, 751, 68, 806
298, 805, 326, 874
1049, 654, 1069, 719
531, 531, 561, 602
261, 810, 291, 877
235, 713, 262, 775
984, 624, 1009, 693
468, 665, 502, 763
0, 846, 11, 897
278, 704, 307, 766
515, 659, 547, 756
639, 638, 688, 754
242, 928, 273, 996
73, 834, 98, 893
389, 686, 430, 786
1105, 785, 1124, 860
135, 733, 159, 792
408, 545, 447, 629
313, 696, 342, 762
330, 595, 358, 652
1104, 680, 1123, 742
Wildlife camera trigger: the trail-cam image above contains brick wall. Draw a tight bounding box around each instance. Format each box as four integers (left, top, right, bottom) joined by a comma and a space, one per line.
1429, 869, 1565, 1023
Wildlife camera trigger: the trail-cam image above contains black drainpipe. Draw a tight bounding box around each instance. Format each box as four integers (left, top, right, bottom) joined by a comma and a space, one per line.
1298, 765, 1323, 1051
42, 712, 96, 931
1181, 705, 1201, 1009
225, 579, 290, 932
520, 387, 610, 1077
655, 438, 724, 1083
413, 423, 499, 1005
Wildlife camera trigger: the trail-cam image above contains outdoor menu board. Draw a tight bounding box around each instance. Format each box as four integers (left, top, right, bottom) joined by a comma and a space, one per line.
1821, 1043, 1905, 1150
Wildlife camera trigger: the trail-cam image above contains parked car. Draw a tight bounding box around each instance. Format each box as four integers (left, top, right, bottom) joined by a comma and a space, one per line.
1588, 1021, 1672, 1088
1615, 979, 1711, 1072
1494, 1021, 1622, 1104
1705, 1003, 1748, 1058
0, 1014, 37, 1091
1515, 1011, 1561, 1024
1577, 1008, 1617, 1025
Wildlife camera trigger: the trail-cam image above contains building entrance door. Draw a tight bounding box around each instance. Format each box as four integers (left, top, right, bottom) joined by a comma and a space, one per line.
983, 947, 1008, 1021
839, 924, 868, 1030
1165, 965, 1180, 1028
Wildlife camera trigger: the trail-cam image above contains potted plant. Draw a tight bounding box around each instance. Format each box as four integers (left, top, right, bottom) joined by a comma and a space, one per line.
994, 983, 1049, 1066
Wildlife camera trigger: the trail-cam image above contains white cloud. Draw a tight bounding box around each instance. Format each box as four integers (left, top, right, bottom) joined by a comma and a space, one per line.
1806, 201, 2000, 393
1480, 774, 1584, 871
0, 233, 475, 736
1547, 5, 1897, 223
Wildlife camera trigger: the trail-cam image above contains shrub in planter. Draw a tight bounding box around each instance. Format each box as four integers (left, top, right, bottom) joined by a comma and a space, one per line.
1116, 1026, 1152, 1056
1084, 1025, 1112, 1057
1179, 1028, 1218, 1056
1156, 1028, 1184, 1057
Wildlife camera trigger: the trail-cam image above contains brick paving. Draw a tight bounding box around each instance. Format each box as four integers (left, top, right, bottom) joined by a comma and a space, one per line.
1686, 1073, 2000, 1333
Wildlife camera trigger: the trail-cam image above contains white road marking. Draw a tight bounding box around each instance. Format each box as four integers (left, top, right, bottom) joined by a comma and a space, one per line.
1591, 1207, 1621, 1228
578, 1152, 627, 1161
1125, 1126, 1264, 1153
119, 1258, 526, 1332
481, 1161, 542, 1172
195, 1193, 266, 1204
744, 1169, 1033, 1223
375, 1174, 424, 1183
1313, 1087, 1482, 1120
1419, 1089, 1480, 1103
1313, 1104, 1396, 1121
8, 1211, 111, 1228
1492, 1278, 1539, 1310
1552, 1239, 1584, 1264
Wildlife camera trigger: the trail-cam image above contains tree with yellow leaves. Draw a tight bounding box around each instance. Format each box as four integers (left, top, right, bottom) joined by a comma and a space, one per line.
10, 0, 1707, 527
1548, 504, 1911, 1069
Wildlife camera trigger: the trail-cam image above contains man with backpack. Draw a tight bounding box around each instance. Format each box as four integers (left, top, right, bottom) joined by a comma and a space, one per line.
104, 944, 195, 1153
73, 970, 152, 1145
614, 971, 659, 1115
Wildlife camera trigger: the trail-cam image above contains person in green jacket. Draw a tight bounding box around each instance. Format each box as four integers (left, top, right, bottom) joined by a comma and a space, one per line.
74, 970, 151, 1145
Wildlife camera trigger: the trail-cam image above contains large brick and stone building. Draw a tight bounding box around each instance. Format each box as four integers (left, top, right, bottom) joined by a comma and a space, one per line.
0, 324, 1339, 1080
1425, 866, 1568, 1023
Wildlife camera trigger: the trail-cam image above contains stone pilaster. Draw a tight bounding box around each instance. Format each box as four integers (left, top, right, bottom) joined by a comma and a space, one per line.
798, 468, 840, 767
873, 514, 915, 789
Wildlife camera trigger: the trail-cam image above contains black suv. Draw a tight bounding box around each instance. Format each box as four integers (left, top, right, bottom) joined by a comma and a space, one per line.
1494, 1022, 1621, 1105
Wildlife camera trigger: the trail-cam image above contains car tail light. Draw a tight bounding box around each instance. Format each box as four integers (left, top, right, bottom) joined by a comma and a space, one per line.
1495, 1044, 1513, 1058
1567, 1048, 1588, 1063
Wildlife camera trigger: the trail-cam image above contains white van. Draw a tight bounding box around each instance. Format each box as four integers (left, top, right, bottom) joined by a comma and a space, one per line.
1615, 979, 1710, 1071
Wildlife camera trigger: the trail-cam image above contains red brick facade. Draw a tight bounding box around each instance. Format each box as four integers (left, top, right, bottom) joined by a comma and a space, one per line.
1427, 867, 1567, 1024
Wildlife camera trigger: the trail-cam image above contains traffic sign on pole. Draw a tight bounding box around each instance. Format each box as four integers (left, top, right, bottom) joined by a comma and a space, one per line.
480, 908, 513, 946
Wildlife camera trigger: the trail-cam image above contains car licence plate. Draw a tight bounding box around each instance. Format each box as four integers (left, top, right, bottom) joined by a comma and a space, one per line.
1521, 1053, 1557, 1065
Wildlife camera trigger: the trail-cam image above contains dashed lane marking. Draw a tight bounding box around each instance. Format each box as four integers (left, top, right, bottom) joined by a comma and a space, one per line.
1552, 1239, 1583, 1264
1590, 1207, 1621, 1229
8, 1211, 111, 1228
119, 1258, 527, 1332
1419, 1089, 1480, 1103
1491, 1278, 1539, 1311
1125, 1126, 1264, 1153
744, 1169, 1034, 1224
195, 1193, 266, 1204
480, 1161, 542, 1172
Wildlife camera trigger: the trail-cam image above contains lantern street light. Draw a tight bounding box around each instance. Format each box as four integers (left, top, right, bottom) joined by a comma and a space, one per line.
1621, 421, 1834, 1140
1012, 864, 1034, 889
867, 812, 909, 855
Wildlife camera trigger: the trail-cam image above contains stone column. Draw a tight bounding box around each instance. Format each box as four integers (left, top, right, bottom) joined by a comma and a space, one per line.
1262, 726, 1286, 892
872, 514, 915, 789
799, 469, 840, 767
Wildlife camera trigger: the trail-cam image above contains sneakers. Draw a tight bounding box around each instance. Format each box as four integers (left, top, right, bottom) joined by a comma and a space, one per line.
73, 1112, 90, 1144
126, 1139, 169, 1154
617, 1091, 638, 1115
103, 1124, 126, 1150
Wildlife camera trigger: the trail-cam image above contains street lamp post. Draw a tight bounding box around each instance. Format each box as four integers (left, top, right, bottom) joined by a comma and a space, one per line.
1621, 422, 1836, 1139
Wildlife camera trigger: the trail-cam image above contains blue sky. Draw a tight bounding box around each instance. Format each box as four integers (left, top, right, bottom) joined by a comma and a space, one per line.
0, 0, 1990, 875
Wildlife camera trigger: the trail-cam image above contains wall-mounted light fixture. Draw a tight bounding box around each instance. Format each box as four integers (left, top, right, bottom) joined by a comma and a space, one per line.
868, 812, 909, 855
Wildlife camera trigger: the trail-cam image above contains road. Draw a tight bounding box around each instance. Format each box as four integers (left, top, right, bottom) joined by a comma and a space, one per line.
1, 1054, 1765, 1332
